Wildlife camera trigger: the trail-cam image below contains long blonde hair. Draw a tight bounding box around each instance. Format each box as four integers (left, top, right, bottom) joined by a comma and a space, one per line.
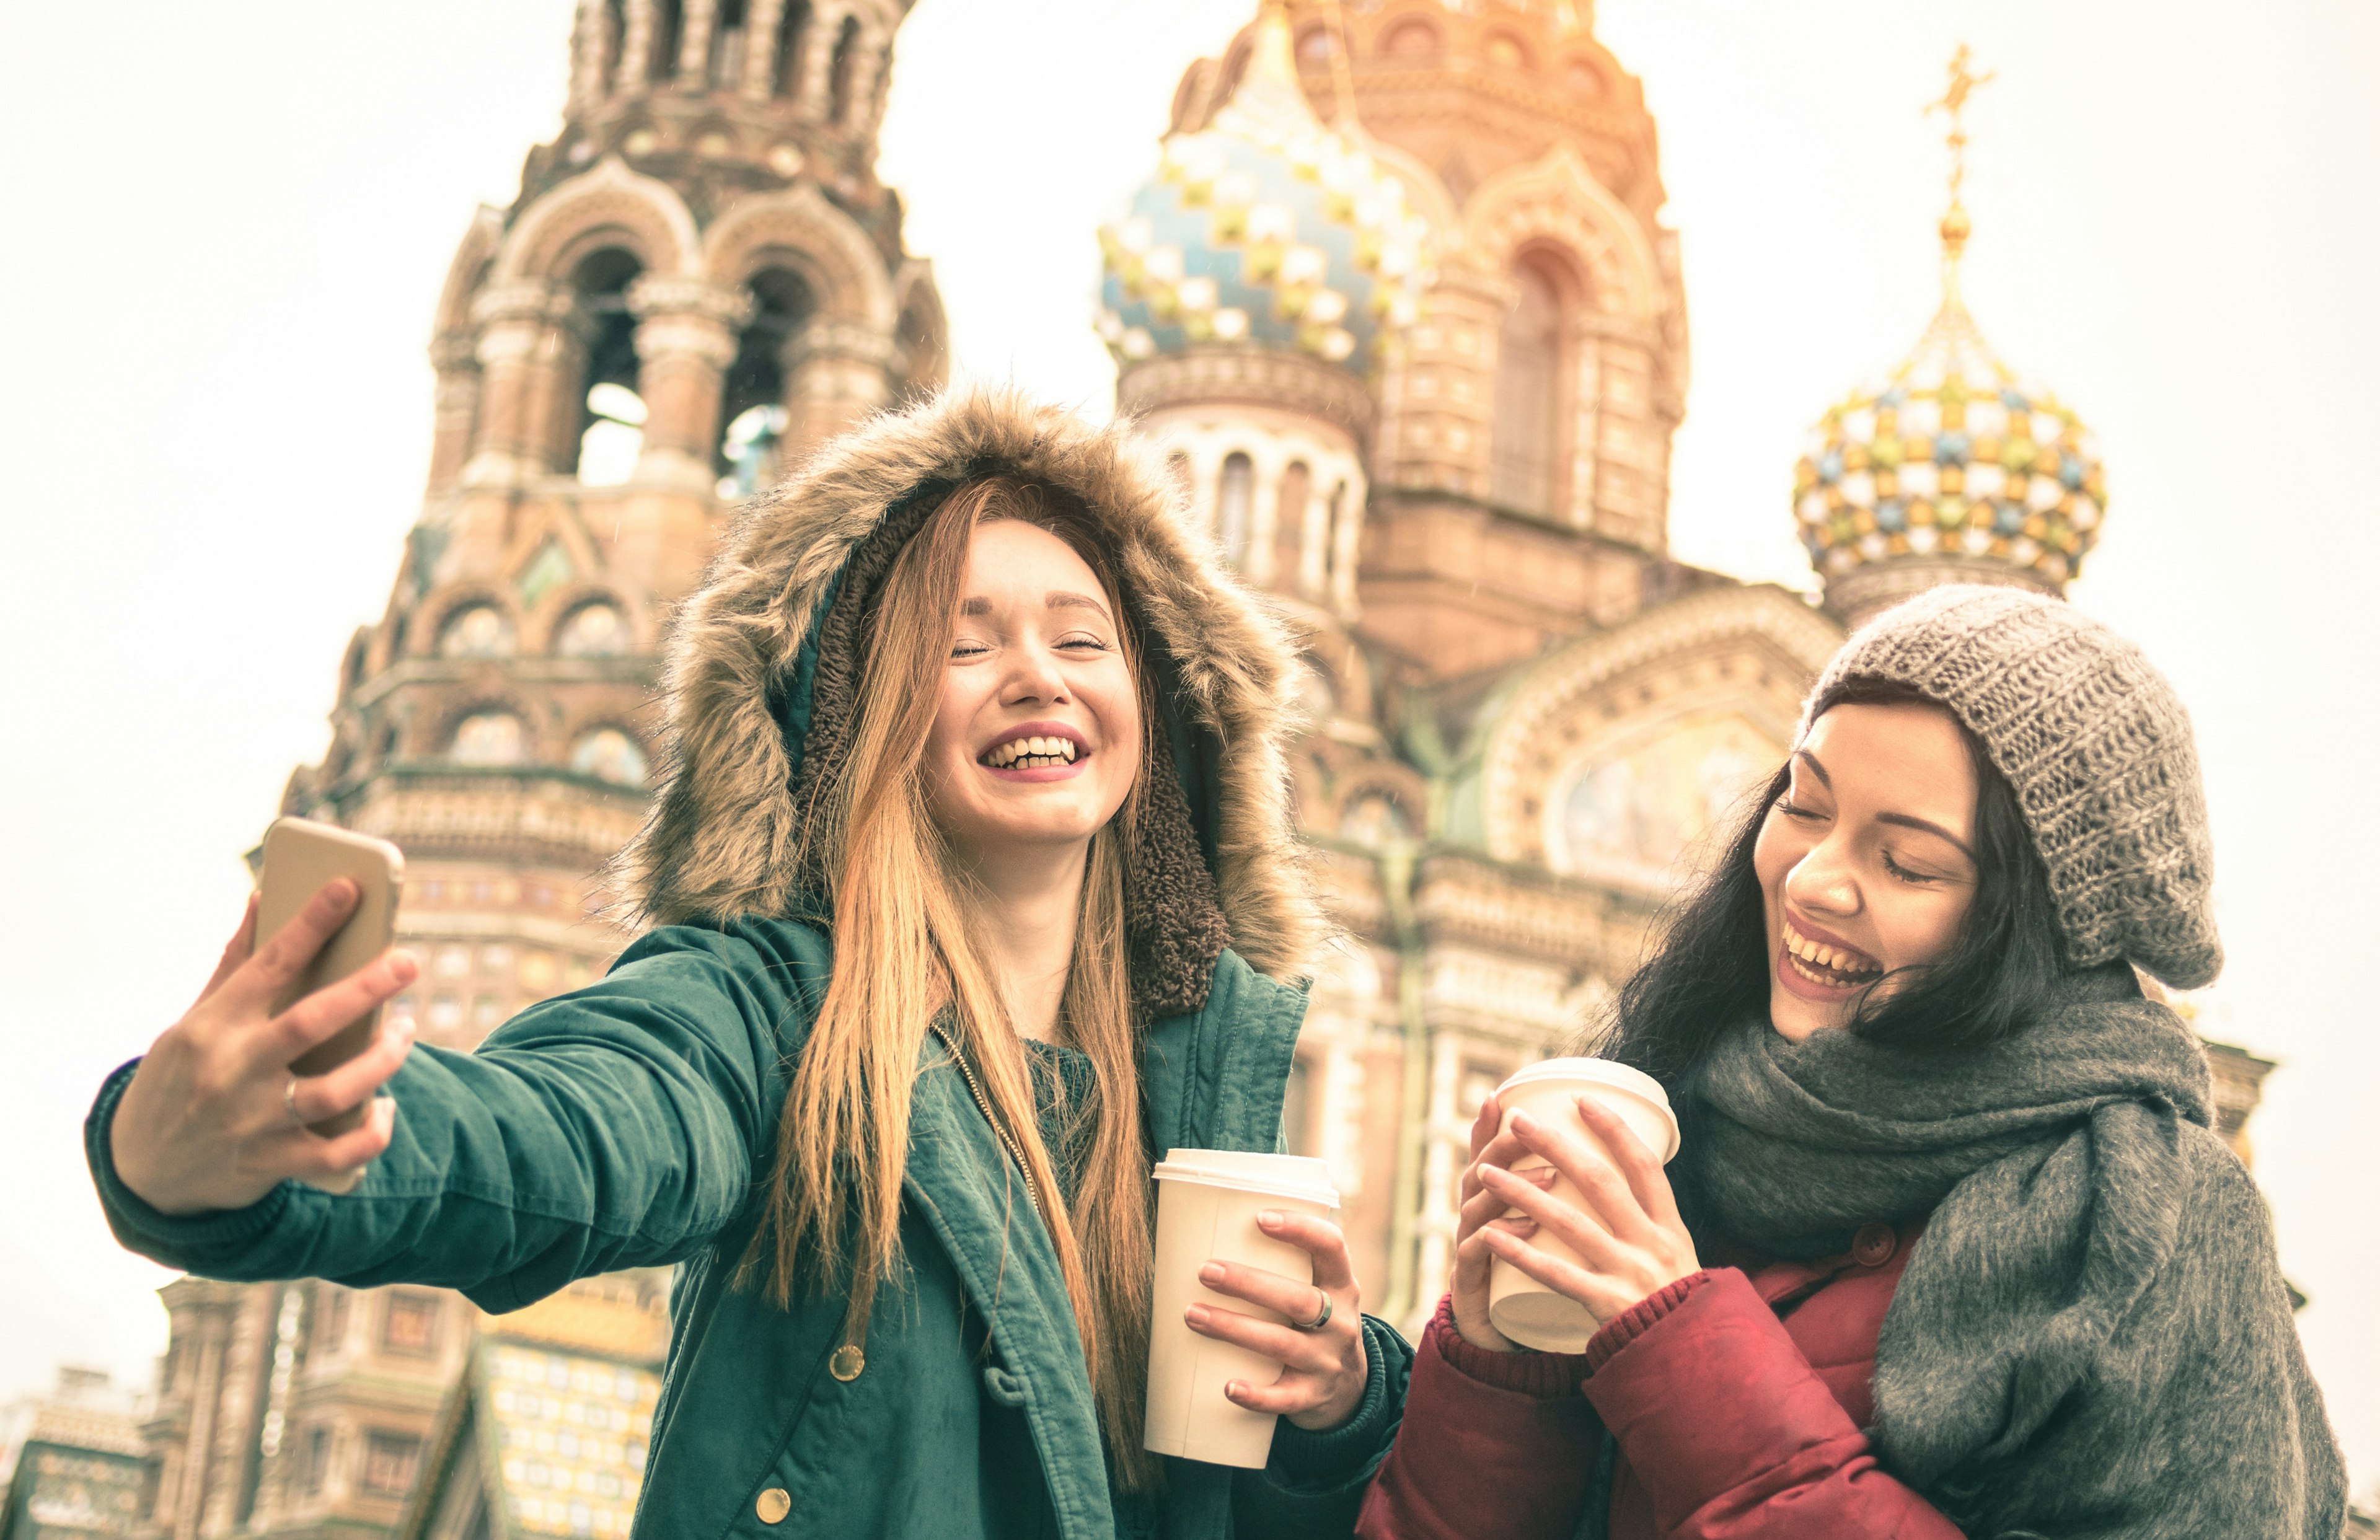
744, 475, 1160, 1487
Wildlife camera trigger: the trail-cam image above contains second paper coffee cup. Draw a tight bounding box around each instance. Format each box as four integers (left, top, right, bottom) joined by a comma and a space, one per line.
1144, 1149, 1339, 1468
1486, 1057, 1680, 1353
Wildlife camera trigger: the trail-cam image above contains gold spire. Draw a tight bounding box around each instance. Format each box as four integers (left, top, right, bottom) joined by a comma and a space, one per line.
1925, 43, 1994, 306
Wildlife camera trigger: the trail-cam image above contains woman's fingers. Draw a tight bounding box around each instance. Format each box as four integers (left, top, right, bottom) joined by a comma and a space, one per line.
219, 879, 360, 1016
1200, 1259, 1329, 1327
1223, 1371, 1323, 1417
1456, 1164, 1548, 1241
1478, 1223, 1629, 1319
1574, 1096, 1685, 1231
264, 949, 418, 1070
1185, 1301, 1334, 1373
277, 1096, 399, 1181
1459, 1130, 1533, 1205
1508, 1109, 1657, 1243
1479, 1163, 1624, 1272
1468, 1091, 1501, 1160
285, 1018, 416, 1124
1254, 1210, 1356, 1295
194, 895, 262, 1008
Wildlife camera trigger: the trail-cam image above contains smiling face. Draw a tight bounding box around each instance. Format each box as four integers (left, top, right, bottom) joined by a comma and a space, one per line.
921, 518, 1142, 873
1752, 700, 1983, 1042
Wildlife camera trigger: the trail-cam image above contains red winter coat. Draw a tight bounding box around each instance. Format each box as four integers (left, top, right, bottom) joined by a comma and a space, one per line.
1357, 1220, 1968, 1540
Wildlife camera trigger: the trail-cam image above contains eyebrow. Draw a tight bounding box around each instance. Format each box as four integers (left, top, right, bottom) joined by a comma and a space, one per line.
958, 591, 1114, 623
1795, 750, 1977, 860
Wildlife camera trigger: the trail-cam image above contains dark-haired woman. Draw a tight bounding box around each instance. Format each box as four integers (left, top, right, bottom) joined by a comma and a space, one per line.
87, 390, 1409, 1539
1359, 586, 2345, 1539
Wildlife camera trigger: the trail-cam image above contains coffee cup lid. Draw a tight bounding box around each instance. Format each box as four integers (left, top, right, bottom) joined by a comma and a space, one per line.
1494, 1057, 1680, 1161
1152, 1149, 1339, 1208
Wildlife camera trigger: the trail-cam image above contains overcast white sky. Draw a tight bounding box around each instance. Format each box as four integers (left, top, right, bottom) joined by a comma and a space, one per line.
2, 0, 2374, 1498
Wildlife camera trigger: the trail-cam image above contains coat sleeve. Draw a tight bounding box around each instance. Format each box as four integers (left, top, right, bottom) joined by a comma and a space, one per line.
84, 920, 826, 1311
1230, 1313, 1415, 1539
1580, 1269, 1965, 1539
1356, 1296, 1602, 1540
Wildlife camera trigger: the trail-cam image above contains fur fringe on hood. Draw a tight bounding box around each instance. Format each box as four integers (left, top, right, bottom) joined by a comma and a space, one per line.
615, 385, 1326, 1004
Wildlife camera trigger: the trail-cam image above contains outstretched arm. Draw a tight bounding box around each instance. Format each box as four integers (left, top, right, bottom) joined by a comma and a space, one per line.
89, 897, 824, 1309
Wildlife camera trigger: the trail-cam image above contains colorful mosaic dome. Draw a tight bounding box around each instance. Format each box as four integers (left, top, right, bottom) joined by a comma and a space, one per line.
1796, 279, 2105, 588
1096, 12, 1426, 375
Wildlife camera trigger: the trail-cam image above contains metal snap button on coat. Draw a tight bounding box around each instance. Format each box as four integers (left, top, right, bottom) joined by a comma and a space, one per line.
829, 1345, 865, 1381
1851, 1223, 1896, 1267
756, 1487, 791, 1525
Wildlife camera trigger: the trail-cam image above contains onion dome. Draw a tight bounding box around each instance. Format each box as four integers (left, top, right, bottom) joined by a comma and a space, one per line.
1796, 50, 2105, 603
1096, 4, 1427, 375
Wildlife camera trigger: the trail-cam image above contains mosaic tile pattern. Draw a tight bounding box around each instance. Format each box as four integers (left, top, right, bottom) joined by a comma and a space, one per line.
1796, 298, 2105, 586
486, 1342, 658, 1537
1097, 31, 1426, 376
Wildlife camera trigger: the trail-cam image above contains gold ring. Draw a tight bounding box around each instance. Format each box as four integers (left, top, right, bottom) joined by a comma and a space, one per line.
285, 1076, 306, 1129
1298, 1291, 1333, 1331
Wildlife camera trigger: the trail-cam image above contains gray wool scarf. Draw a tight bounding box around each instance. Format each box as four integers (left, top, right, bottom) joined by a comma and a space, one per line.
1673, 964, 2346, 1538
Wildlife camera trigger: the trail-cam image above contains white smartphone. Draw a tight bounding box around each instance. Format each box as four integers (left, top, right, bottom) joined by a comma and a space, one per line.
255, 817, 405, 1146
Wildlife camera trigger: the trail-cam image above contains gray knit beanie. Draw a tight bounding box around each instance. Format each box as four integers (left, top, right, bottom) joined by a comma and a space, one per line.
1802, 584, 2221, 989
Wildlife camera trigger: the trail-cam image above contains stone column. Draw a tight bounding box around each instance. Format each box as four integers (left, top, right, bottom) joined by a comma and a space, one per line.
628, 276, 752, 489
423, 335, 482, 496
567, 0, 607, 112
464, 282, 571, 487
618, 0, 656, 87
1330, 467, 1366, 617
677, 0, 717, 87
797, 4, 845, 120
840, 21, 887, 132
742, 0, 787, 98
779, 316, 892, 458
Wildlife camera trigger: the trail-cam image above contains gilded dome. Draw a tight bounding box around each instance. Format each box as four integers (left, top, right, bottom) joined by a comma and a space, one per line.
1795, 296, 2105, 589
1096, 12, 1426, 375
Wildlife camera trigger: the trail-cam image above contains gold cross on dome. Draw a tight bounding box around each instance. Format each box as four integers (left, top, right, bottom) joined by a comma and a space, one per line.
1926, 43, 1995, 213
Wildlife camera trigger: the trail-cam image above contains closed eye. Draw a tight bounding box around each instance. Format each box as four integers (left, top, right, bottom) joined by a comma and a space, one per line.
1881, 849, 1942, 885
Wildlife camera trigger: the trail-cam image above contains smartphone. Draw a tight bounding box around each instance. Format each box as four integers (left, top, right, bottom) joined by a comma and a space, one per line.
255, 817, 405, 1141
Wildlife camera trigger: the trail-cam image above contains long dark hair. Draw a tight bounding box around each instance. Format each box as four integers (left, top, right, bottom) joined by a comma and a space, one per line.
1591, 675, 2066, 1089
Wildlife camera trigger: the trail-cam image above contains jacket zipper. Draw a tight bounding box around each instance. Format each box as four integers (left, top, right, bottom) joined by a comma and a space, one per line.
928, 1019, 1043, 1223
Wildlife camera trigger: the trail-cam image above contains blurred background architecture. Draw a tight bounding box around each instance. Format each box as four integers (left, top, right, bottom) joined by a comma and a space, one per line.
2, 1, 2320, 1535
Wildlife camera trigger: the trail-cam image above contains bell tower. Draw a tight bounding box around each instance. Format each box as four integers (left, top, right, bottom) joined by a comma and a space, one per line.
138, 7, 943, 1538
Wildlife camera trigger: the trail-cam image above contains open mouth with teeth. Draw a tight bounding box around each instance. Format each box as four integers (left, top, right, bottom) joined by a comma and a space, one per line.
978, 732, 1085, 772
1779, 917, 1884, 991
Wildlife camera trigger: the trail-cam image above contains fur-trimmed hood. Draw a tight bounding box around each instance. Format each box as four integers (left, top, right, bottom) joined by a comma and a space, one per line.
617, 386, 1324, 1013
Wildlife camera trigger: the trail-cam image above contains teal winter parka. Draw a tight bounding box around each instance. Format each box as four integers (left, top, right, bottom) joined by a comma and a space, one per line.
88, 389, 1411, 1539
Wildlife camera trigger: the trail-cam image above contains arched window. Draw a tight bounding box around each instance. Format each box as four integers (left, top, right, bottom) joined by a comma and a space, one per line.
1381, 19, 1439, 56
716, 264, 813, 498
451, 713, 526, 767
772, 0, 810, 97
648, 0, 684, 83
555, 602, 628, 658
438, 605, 514, 659
1341, 791, 1413, 847
572, 248, 645, 483
708, 0, 747, 89
1490, 258, 1564, 516
1296, 25, 1334, 64
1274, 462, 1311, 592
571, 728, 650, 788
1217, 452, 1254, 566
827, 15, 862, 124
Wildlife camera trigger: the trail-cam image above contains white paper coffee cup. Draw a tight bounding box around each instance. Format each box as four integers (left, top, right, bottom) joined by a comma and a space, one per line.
1484, 1058, 1680, 1353
1144, 1149, 1340, 1468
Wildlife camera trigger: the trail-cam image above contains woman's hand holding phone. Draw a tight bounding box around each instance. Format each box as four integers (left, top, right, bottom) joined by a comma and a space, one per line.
110, 881, 418, 1216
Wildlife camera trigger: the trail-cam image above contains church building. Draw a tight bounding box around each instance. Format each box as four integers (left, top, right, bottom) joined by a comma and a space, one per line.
117, 2, 2278, 1535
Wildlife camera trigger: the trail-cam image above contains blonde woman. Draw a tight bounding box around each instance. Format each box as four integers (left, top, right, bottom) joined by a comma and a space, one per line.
89, 391, 1408, 1538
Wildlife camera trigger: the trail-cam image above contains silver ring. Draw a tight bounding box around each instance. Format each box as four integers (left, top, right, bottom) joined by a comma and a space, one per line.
284, 1076, 306, 1129
1297, 1291, 1333, 1332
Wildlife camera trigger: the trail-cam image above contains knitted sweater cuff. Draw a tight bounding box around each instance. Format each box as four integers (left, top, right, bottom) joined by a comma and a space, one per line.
1428, 1295, 1594, 1397
1583, 1272, 1712, 1375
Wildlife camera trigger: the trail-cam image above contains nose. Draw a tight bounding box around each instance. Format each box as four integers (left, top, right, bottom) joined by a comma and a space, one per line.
1000, 638, 1072, 707
1783, 834, 1861, 920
